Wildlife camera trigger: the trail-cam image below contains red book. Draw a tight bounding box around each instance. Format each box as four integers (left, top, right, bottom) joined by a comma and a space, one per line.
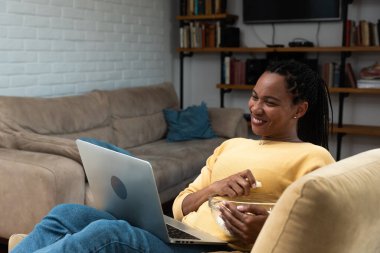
345, 19, 351, 46
345, 63, 357, 88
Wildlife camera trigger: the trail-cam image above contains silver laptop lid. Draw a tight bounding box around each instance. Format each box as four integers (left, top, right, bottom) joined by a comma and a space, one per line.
76, 139, 170, 242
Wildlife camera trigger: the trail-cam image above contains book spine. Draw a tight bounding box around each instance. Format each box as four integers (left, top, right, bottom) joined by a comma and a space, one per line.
378, 19, 380, 46
216, 21, 221, 48
220, 0, 227, 13
224, 56, 230, 84
345, 19, 351, 46
345, 63, 357, 88
187, 0, 194, 16
214, 0, 221, 14
205, 0, 212, 15
179, 27, 184, 48
198, 0, 205, 15
360, 20, 370, 46
179, 0, 187, 16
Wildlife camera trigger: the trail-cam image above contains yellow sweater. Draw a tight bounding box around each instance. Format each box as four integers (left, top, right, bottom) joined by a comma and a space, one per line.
172, 138, 335, 249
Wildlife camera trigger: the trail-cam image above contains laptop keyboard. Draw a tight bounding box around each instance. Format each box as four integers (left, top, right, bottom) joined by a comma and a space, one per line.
166, 224, 200, 240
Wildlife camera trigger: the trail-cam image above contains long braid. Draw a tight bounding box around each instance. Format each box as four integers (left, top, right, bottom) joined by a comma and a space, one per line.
266, 60, 332, 149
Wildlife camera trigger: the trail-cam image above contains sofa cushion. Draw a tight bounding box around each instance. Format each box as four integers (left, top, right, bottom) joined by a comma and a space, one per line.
79, 137, 132, 156
164, 102, 216, 142
0, 91, 113, 142
208, 107, 247, 138
128, 137, 225, 201
106, 82, 179, 149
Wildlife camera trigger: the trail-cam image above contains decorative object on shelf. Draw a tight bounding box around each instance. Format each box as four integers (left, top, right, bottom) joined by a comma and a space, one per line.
288, 38, 314, 47
359, 62, 380, 80
220, 26, 240, 47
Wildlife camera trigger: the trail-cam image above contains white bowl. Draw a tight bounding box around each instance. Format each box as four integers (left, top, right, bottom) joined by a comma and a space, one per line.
208, 195, 276, 235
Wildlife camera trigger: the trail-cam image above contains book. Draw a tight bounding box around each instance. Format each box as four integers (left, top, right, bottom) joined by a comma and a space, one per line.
216, 21, 221, 48
378, 19, 380, 46
322, 62, 337, 87
187, 0, 194, 16
179, 0, 187, 16
205, 0, 212, 15
224, 56, 231, 84
371, 22, 379, 46
198, 0, 205, 15
205, 23, 216, 48
345, 19, 352, 46
345, 63, 357, 88
360, 20, 370, 46
214, 0, 221, 14
194, 0, 198, 15
357, 79, 380, 88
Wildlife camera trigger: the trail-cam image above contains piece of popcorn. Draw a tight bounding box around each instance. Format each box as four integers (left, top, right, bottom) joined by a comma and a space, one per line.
255, 180, 262, 188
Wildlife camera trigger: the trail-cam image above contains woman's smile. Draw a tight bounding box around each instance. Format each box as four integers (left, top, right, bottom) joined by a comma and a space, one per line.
251, 116, 266, 126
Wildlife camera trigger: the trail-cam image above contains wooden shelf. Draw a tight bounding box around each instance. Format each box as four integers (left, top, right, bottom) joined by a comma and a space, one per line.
216, 84, 253, 90
332, 124, 380, 137
216, 84, 380, 94
176, 14, 238, 21
329, 87, 380, 94
177, 46, 380, 54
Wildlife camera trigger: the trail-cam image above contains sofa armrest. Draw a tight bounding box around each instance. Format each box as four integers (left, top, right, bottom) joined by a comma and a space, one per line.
0, 148, 86, 239
208, 107, 248, 138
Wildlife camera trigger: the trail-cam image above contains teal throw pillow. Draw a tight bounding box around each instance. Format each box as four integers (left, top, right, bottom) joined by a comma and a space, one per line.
163, 102, 216, 142
79, 137, 133, 156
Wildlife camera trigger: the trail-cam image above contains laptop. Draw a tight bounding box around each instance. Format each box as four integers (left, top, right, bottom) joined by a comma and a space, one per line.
76, 139, 227, 245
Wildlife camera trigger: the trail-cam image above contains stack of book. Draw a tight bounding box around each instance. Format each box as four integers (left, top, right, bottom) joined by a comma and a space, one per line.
345, 19, 380, 46
179, 0, 227, 16
356, 79, 380, 88
179, 21, 221, 48
322, 62, 357, 88
223, 57, 246, 85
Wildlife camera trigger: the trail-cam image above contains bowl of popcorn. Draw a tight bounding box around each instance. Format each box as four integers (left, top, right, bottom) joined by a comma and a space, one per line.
208, 187, 277, 235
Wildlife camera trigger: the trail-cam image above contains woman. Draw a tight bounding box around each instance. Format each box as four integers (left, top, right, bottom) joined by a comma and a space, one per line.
12, 60, 335, 253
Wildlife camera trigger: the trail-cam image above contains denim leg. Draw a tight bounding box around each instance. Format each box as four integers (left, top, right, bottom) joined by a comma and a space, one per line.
12, 203, 175, 253
11, 203, 116, 253
33, 219, 175, 253
11, 203, 232, 253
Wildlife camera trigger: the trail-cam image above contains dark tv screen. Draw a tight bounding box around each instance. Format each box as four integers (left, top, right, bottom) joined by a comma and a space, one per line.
243, 0, 342, 24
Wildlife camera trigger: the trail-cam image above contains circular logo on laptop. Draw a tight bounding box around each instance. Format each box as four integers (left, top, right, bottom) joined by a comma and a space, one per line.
111, 176, 127, 200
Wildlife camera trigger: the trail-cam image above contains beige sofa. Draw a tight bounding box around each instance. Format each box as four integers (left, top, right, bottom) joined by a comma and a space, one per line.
0, 82, 248, 240
8, 149, 380, 253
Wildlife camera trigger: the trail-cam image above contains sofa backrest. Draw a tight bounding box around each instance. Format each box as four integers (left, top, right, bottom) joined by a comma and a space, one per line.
104, 82, 179, 149
0, 91, 113, 142
251, 148, 380, 253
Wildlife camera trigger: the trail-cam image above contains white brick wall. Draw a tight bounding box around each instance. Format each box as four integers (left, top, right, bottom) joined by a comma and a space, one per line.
0, 0, 172, 97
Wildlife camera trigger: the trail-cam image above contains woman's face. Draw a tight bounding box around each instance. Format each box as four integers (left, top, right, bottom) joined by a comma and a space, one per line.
248, 71, 307, 141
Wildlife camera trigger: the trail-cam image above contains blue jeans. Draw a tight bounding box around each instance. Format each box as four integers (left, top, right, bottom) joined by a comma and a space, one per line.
11, 204, 232, 253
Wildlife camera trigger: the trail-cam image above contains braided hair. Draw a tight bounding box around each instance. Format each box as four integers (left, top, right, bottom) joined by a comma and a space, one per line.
266, 60, 332, 149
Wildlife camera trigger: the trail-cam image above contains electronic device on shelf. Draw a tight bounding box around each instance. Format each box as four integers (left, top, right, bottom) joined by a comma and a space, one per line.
266, 44, 285, 48
288, 39, 314, 47
243, 0, 342, 24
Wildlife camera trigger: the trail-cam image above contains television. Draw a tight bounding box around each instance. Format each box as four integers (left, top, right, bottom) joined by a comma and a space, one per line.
243, 0, 342, 24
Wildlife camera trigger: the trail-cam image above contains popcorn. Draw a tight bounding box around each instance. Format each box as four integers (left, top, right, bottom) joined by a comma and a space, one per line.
254, 180, 262, 188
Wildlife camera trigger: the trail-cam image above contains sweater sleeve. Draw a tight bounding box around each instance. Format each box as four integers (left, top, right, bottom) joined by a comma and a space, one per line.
172, 139, 235, 220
